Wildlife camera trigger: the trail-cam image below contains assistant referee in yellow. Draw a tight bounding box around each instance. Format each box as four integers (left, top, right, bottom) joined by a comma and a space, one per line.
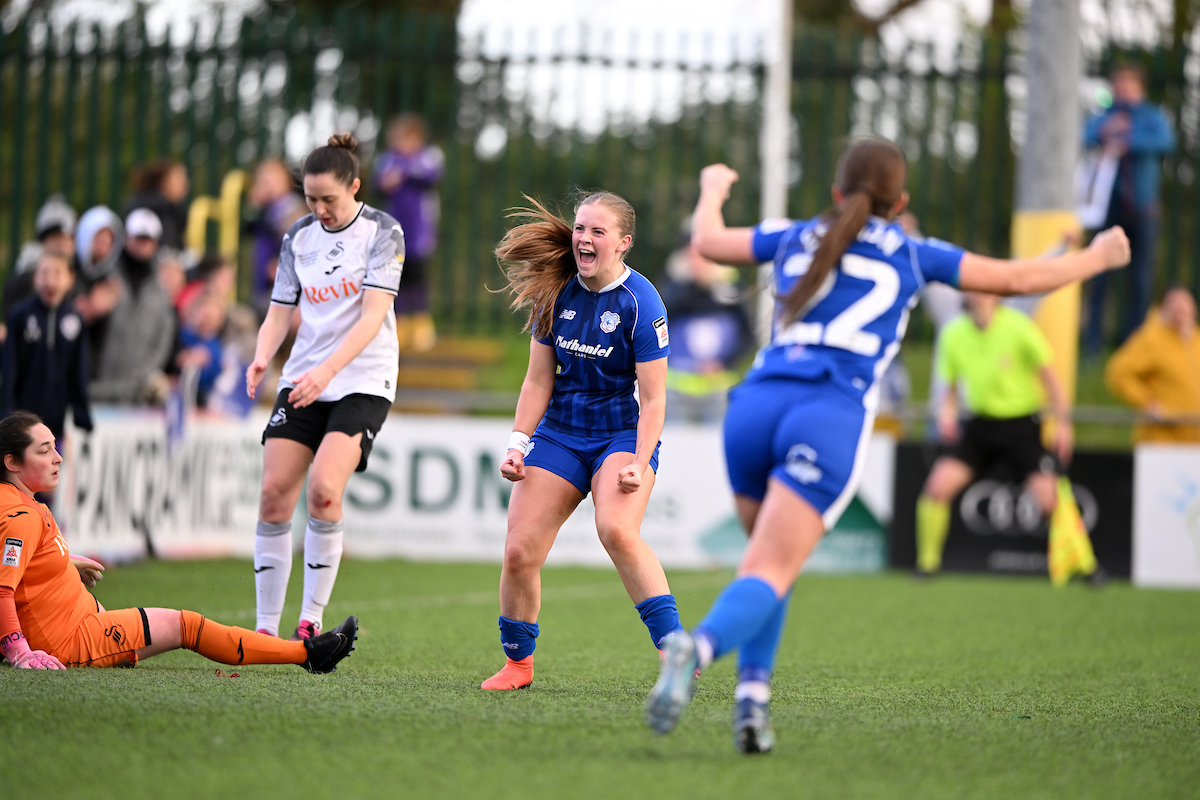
915, 292, 1072, 576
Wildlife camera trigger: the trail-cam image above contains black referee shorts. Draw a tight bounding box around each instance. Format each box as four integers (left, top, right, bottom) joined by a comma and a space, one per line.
949, 414, 1057, 480
262, 390, 391, 472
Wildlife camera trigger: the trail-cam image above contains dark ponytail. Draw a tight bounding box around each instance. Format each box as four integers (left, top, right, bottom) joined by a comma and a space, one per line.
0, 411, 43, 482
303, 133, 360, 187
781, 138, 907, 324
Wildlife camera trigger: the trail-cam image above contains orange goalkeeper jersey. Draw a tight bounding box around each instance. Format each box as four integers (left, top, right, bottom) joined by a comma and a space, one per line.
0, 482, 95, 654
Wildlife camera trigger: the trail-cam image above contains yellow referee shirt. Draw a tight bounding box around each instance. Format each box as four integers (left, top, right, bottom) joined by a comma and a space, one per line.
936, 306, 1052, 419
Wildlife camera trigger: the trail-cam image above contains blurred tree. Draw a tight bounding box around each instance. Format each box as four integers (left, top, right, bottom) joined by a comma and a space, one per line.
793, 0, 928, 32
1173, 0, 1199, 52
262, 0, 462, 13
5, 0, 464, 23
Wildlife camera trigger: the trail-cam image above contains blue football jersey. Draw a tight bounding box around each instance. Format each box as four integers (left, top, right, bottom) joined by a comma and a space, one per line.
747, 216, 963, 401
536, 267, 671, 434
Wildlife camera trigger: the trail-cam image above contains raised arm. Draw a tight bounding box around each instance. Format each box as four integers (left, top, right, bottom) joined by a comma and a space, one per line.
957, 227, 1130, 296
691, 164, 758, 265
500, 339, 558, 482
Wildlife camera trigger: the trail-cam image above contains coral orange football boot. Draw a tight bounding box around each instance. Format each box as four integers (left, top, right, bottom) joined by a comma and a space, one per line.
481, 656, 534, 690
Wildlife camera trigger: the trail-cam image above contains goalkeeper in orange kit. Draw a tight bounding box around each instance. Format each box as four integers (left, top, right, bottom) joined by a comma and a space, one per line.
0, 410, 358, 671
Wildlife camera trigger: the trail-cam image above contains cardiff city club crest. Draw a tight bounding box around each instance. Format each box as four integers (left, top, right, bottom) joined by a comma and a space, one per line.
599, 311, 620, 334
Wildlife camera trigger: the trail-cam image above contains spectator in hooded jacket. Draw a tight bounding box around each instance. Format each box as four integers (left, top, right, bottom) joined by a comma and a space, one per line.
2, 249, 93, 440
1105, 286, 1200, 444
71, 206, 125, 375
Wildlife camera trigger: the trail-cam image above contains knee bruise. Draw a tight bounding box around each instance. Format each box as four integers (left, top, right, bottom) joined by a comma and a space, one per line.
307, 484, 340, 511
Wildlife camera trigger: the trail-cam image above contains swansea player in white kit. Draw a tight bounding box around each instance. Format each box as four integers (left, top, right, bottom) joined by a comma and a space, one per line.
246, 134, 403, 641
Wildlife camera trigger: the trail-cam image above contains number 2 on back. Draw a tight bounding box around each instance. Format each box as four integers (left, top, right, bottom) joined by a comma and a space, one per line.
776, 254, 900, 357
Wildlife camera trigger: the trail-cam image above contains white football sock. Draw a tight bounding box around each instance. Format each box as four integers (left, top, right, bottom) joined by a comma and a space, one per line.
254, 519, 293, 636
300, 516, 344, 629
694, 632, 715, 670
735, 680, 771, 704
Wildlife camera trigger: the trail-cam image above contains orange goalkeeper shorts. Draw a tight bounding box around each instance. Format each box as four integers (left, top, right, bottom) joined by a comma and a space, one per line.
56, 607, 151, 667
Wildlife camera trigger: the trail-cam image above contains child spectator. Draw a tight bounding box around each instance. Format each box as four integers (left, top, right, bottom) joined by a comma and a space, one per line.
176, 253, 236, 314
206, 303, 259, 418
3, 196, 78, 328
1, 249, 93, 441
373, 113, 444, 352
176, 291, 228, 408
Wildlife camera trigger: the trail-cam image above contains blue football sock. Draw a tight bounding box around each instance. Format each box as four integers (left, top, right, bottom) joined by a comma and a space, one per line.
498, 616, 539, 661
634, 594, 683, 649
738, 589, 792, 683
693, 576, 781, 663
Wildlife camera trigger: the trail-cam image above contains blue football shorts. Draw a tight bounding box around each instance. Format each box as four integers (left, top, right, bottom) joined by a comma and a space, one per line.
723, 378, 873, 527
526, 424, 661, 497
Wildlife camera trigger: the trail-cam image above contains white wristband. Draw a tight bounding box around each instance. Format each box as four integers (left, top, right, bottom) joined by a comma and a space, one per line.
508, 431, 532, 456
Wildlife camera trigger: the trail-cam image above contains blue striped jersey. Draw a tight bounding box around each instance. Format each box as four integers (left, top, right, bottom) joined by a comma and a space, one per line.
747, 216, 963, 403
536, 266, 670, 434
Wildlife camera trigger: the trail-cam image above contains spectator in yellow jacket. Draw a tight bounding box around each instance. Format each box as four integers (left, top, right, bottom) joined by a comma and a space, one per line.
1105, 287, 1200, 444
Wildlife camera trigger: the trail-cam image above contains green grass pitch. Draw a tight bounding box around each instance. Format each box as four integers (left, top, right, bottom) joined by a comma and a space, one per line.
2, 559, 1198, 799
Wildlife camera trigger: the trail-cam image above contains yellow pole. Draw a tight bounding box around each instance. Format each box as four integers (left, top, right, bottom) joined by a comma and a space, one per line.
183, 170, 248, 296
1011, 210, 1082, 433
218, 170, 248, 260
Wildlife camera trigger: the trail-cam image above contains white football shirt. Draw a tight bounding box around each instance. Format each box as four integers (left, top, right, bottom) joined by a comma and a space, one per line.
272, 203, 404, 402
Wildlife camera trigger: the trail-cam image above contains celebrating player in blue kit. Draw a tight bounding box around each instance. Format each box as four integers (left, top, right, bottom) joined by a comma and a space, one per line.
481, 191, 680, 691
645, 138, 1132, 752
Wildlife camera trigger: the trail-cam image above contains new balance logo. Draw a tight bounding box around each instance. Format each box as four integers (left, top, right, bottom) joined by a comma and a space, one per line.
253, 566, 274, 574
558, 309, 577, 319
307, 563, 333, 570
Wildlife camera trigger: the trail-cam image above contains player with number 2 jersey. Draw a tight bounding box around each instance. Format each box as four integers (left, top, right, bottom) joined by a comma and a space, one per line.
646, 138, 1133, 753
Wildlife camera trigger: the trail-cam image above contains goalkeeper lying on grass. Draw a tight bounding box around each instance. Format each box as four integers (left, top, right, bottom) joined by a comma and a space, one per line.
0, 410, 357, 672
